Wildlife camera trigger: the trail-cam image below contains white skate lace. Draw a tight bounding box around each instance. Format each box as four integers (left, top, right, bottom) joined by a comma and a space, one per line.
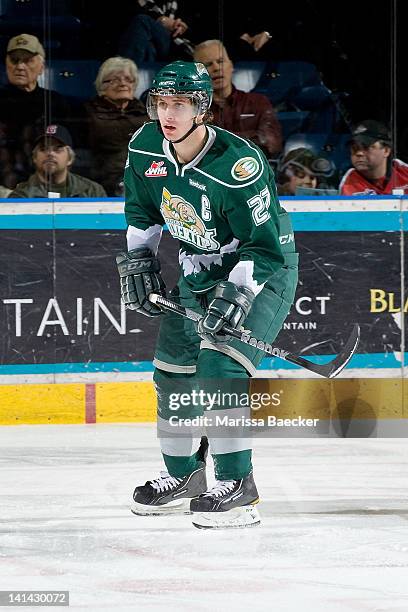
150, 471, 182, 493
204, 480, 236, 498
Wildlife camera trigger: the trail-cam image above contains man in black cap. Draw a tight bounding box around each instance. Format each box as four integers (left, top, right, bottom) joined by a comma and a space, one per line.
340, 119, 408, 195
0, 33, 74, 189
8, 125, 106, 198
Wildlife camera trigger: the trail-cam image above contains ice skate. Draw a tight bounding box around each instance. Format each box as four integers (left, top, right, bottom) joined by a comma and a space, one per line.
190, 471, 260, 529
131, 437, 208, 516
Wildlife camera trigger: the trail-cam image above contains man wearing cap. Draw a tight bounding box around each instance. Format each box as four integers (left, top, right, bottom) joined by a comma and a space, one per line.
0, 34, 73, 188
340, 119, 408, 195
8, 125, 106, 198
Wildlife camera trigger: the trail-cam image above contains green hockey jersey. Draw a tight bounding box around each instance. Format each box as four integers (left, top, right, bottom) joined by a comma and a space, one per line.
124, 121, 295, 294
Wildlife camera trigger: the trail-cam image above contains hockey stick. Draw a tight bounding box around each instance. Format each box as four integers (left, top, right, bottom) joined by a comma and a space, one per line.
149, 294, 360, 378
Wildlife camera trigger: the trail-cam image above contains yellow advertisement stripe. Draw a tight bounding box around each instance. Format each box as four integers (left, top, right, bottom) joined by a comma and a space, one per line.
0, 384, 85, 425
95, 382, 156, 423
0, 379, 407, 425
251, 379, 407, 420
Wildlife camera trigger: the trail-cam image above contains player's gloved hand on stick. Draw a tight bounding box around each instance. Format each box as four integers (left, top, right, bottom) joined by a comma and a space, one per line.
198, 281, 255, 344
116, 247, 166, 317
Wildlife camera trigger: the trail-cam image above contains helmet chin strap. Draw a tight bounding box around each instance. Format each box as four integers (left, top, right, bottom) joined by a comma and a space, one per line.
158, 117, 204, 144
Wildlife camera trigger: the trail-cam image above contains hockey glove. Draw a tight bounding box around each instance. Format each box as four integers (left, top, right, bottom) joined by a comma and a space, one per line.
198, 281, 255, 344
116, 247, 166, 317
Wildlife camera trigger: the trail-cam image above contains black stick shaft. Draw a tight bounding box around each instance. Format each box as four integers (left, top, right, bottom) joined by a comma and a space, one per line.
149, 294, 359, 378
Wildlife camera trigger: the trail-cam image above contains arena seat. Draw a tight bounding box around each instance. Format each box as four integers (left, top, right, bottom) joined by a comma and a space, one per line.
232, 61, 266, 92
284, 132, 352, 177
277, 111, 310, 140
0, 0, 72, 16
0, 1, 81, 57
291, 85, 332, 111
135, 62, 165, 100
43, 60, 101, 101
0, 0, 79, 29
253, 61, 322, 106
290, 85, 344, 133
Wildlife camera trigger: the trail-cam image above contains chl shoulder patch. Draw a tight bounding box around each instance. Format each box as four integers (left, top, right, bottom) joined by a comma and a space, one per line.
231, 157, 260, 181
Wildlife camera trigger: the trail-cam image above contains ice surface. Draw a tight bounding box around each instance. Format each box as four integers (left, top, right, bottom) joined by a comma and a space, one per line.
0, 424, 408, 611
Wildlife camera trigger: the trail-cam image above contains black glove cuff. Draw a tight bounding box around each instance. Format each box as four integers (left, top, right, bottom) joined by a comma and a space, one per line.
116, 247, 161, 276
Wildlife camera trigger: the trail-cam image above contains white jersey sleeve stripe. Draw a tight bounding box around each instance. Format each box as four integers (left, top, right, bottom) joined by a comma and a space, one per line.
228, 260, 265, 296
126, 224, 163, 254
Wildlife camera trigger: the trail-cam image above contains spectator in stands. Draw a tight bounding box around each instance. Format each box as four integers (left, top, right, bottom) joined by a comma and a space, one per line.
9, 125, 106, 198
238, 31, 273, 57
84, 57, 148, 196
0, 33, 74, 189
340, 120, 408, 195
193, 40, 282, 159
187, 1, 274, 61
118, 1, 194, 64
276, 147, 337, 195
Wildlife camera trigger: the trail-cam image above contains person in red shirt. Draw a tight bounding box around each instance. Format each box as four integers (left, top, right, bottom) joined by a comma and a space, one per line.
193, 39, 282, 160
340, 120, 408, 195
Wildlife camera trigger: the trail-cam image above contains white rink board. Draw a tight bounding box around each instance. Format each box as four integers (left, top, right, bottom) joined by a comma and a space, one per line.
0, 366, 404, 384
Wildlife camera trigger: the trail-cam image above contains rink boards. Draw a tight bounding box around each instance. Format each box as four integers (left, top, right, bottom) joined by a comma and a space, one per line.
1, 196, 407, 425
1, 378, 408, 428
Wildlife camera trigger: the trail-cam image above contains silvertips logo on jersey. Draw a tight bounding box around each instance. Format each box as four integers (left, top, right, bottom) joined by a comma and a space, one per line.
161, 187, 220, 251
145, 160, 168, 177
231, 157, 259, 181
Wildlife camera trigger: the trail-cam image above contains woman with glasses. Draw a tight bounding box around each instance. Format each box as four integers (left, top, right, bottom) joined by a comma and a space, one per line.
84, 57, 148, 196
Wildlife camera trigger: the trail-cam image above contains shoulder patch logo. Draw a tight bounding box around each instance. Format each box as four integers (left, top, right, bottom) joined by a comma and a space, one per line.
145, 160, 167, 177
231, 157, 260, 181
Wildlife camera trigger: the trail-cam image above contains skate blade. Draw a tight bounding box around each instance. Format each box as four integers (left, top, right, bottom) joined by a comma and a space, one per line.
131, 498, 192, 516
192, 504, 261, 530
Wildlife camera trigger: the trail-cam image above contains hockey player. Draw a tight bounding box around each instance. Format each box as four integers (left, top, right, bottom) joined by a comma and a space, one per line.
116, 61, 298, 529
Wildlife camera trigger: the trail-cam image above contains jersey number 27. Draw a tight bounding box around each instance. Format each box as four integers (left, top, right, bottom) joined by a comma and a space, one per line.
246, 186, 271, 226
